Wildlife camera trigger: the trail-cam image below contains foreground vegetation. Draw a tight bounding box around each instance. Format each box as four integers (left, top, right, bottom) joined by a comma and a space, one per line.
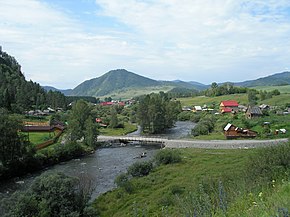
0, 172, 98, 216
94, 143, 290, 216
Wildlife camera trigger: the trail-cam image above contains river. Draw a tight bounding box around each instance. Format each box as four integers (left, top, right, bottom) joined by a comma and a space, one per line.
0, 121, 196, 200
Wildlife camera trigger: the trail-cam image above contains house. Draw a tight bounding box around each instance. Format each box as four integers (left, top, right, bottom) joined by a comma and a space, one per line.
182, 106, 192, 111
238, 105, 247, 112
245, 106, 263, 119
193, 106, 202, 112
100, 102, 114, 106
220, 100, 239, 113
224, 123, 257, 139
259, 104, 270, 110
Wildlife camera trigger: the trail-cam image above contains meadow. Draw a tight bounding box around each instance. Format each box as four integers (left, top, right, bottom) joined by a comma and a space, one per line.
178, 93, 290, 107
253, 85, 290, 93
94, 144, 290, 216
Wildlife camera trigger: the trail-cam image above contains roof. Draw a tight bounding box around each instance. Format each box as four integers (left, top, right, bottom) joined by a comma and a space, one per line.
246, 106, 263, 115
222, 107, 232, 113
194, 106, 202, 111
220, 100, 239, 107
224, 123, 232, 131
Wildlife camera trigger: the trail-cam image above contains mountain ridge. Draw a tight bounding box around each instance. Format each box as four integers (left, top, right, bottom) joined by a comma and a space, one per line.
43, 70, 290, 98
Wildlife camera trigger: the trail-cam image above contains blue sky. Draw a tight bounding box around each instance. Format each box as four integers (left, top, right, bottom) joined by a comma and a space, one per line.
1, 0, 290, 89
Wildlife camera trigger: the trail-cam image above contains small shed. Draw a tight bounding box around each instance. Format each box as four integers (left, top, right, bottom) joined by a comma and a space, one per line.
224, 123, 257, 139
245, 106, 263, 119
193, 106, 202, 112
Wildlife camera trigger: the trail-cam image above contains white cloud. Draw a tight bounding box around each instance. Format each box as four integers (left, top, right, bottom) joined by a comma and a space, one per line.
1, 0, 290, 88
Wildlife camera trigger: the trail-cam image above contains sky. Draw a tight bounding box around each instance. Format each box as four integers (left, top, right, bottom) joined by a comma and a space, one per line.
1, 0, 290, 89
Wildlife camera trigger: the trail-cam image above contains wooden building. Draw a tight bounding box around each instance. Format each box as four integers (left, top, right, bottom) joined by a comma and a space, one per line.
224, 123, 257, 139
245, 106, 263, 119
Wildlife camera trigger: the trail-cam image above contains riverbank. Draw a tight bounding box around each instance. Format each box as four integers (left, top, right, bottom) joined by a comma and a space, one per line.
94, 142, 290, 216
0, 143, 160, 200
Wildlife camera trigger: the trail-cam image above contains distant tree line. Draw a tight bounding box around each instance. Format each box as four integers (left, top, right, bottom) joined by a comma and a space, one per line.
203, 82, 248, 97
137, 92, 181, 134
167, 87, 199, 98
0, 49, 67, 112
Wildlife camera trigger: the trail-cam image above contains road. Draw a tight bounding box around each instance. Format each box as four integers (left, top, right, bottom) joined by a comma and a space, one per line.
98, 135, 288, 149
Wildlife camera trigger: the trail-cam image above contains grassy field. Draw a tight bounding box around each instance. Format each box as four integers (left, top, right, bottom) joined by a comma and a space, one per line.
253, 85, 290, 93
99, 122, 138, 136
179, 93, 290, 107
27, 132, 55, 145
178, 94, 249, 107
94, 144, 290, 216
101, 86, 174, 100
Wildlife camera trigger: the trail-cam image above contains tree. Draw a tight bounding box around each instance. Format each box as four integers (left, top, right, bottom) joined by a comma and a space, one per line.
0, 172, 98, 217
137, 93, 181, 134
0, 108, 34, 167
109, 106, 119, 128
68, 100, 98, 146
248, 89, 258, 105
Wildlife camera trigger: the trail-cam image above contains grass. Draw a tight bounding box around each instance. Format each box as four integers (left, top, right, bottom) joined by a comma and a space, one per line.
253, 85, 290, 93
178, 94, 249, 107
94, 143, 290, 216
26, 132, 55, 145
100, 86, 174, 100
260, 93, 290, 106
94, 148, 254, 216
99, 122, 138, 136
178, 93, 290, 107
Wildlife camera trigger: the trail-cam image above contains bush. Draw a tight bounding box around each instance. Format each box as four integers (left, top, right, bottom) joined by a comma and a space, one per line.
127, 161, 153, 177
154, 149, 182, 165
114, 173, 134, 193
246, 142, 290, 185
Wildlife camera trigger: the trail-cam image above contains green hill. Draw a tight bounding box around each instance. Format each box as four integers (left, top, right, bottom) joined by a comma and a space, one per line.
236, 71, 290, 87
69, 69, 199, 98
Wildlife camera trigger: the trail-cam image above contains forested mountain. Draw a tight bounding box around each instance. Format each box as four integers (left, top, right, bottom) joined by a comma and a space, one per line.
0, 48, 66, 112
67, 69, 199, 97
235, 71, 290, 87
70, 69, 161, 96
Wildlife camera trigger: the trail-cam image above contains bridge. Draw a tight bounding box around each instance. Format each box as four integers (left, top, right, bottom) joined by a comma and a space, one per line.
98, 135, 288, 149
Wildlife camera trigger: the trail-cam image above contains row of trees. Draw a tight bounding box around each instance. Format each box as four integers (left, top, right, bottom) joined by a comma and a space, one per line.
137, 92, 181, 134
203, 82, 248, 97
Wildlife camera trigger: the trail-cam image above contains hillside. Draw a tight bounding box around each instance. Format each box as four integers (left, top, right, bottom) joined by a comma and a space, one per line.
0, 47, 66, 111
236, 71, 290, 87
68, 69, 199, 97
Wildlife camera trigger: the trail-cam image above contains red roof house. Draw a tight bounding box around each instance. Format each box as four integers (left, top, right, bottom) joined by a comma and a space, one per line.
220, 100, 239, 113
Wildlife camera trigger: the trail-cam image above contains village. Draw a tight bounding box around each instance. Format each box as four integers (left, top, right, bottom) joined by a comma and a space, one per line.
182, 99, 290, 139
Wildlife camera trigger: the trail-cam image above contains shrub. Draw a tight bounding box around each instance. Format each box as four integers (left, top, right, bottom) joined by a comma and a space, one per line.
154, 149, 182, 165
114, 173, 134, 193
127, 161, 153, 177
246, 142, 290, 185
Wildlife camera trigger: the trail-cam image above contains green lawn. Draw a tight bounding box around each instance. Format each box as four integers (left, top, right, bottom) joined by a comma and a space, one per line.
27, 132, 55, 145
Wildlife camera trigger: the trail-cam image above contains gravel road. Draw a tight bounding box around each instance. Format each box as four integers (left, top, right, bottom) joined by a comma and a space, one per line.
164, 138, 289, 149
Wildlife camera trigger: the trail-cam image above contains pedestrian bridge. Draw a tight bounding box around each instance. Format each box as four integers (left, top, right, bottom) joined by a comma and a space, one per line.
98, 135, 167, 144
98, 135, 288, 149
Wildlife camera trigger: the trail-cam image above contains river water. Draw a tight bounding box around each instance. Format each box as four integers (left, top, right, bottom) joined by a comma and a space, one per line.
0, 121, 196, 200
